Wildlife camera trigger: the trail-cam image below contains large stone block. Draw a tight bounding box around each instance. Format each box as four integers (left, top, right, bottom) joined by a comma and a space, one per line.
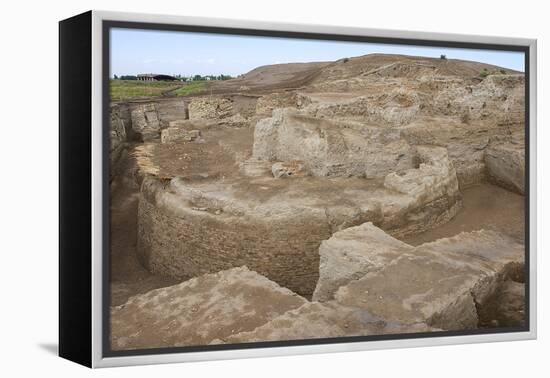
419, 229, 525, 304
333, 228, 524, 330
111, 266, 306, 350
485, 134, 525, 194
313, 222, 413, 302
214, 301, 436, 344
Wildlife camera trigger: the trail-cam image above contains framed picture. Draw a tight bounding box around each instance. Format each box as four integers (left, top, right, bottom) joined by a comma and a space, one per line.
59, 10, 537, 368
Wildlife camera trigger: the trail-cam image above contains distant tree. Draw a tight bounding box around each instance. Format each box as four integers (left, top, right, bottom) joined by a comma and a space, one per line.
119, 75, 138, 80
440, 54, 447, 60
113, 74, 119, 79
193, 74, 203, 81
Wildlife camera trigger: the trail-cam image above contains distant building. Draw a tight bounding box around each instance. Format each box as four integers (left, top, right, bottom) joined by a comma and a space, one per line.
137, 74, 178, 81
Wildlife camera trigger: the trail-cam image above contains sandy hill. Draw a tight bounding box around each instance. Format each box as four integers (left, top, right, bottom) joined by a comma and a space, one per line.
311, 53, 520, 83
212, 53, 522, 94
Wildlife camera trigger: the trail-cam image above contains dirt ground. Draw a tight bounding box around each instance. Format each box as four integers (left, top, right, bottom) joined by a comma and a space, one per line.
402, 183, 525, 246
109, 176, 178, 306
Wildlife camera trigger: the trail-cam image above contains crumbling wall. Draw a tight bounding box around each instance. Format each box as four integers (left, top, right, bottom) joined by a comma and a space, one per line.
384, 146, 460, 204
110, 105, 127, 155
380, 146, 462, 237
155, 98, 189, 124
188, 96, 250, 127
137, 177, 331, 296
430, 74, 525, 126
307, 89, 422, 126
255, 92, 312, 115
136, 146, 463, 296
188, 97, 233, 120
252, 108, 416, 178
130, 103, 161, 141
109, 105, 128, 178
399, 117, 524, 189
485, 133, 525, 194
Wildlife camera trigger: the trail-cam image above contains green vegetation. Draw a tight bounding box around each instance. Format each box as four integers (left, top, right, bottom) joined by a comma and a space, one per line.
190, 74, 233, 81
173, 81, 209, 97
479, 68, 490, 78
479, 67, 508, 79
342, 57, 350, 63
110, 80, 182, 101
119, 75, 138, 80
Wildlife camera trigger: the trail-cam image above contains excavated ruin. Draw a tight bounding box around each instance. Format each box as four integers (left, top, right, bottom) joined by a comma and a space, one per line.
109, 54, 526, 348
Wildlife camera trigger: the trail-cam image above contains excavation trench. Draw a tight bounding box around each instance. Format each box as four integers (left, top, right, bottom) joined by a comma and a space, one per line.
110, 148, 524, 303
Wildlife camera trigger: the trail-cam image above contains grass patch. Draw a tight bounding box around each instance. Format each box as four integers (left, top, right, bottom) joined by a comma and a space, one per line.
479, 68, 508, 79
110, 80, 182, 101
173, 81, 209, 96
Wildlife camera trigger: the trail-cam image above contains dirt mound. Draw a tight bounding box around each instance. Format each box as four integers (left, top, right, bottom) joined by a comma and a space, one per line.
211, 61, 329, 93
309, 54, 520, 86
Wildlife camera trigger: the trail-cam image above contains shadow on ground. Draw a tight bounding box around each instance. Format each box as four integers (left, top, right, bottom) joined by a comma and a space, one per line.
37, 343, 58, 356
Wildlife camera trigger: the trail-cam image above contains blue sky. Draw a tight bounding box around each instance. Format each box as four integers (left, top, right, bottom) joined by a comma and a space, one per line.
110, 28, 525, 77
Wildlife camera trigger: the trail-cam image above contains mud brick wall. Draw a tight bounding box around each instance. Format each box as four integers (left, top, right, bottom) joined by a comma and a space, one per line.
137, 183, 332, 296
